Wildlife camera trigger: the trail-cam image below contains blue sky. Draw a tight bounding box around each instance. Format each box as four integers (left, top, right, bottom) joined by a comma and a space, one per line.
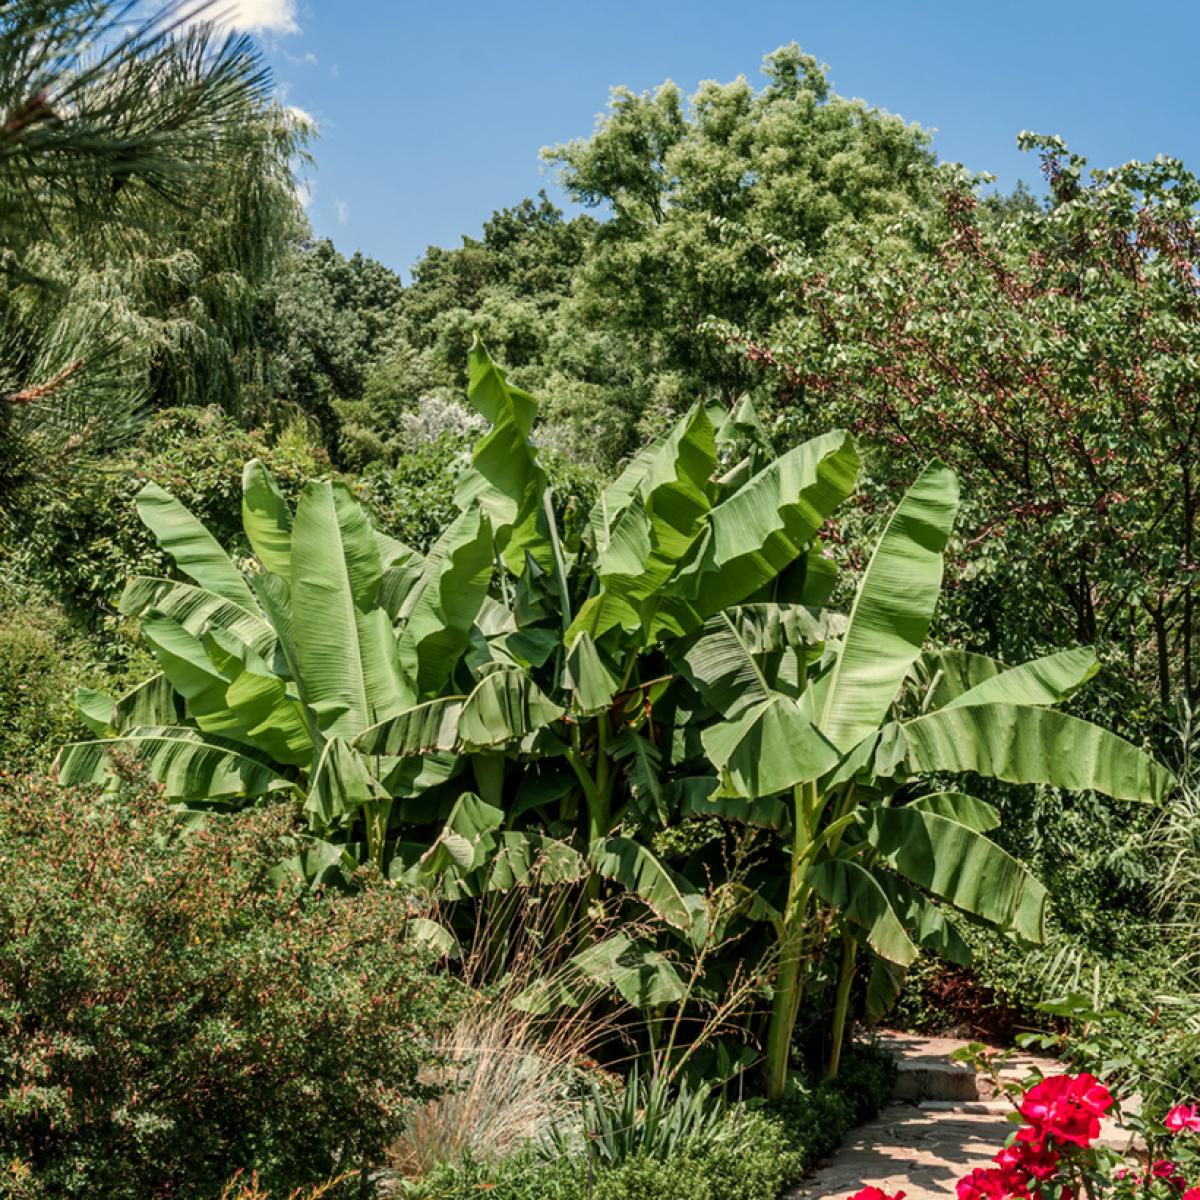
223, 0, 1200, 280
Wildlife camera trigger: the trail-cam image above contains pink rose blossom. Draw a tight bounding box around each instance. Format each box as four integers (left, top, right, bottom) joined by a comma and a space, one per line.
1166, 1104, 1200, 1133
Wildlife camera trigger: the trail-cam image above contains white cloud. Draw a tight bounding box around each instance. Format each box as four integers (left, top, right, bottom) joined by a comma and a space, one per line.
207, 0, 300, 34
294, 179, 313, 209
334, 198, 349, 225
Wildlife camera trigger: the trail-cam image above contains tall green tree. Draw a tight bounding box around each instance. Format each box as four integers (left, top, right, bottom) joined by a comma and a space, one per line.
0, 1, 302, 525
735, 140, 1200, 716
543, 44, 937, 415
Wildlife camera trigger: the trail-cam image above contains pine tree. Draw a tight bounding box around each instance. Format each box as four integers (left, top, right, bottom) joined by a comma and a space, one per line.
0, 1, 301, 527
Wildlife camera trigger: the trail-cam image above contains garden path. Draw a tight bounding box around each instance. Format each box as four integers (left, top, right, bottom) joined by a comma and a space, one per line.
786, 1032, 1138, 1200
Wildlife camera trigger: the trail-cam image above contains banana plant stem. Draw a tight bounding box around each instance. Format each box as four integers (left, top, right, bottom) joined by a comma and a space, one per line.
826, 931, 858, 1078
764, 778, 819, 1100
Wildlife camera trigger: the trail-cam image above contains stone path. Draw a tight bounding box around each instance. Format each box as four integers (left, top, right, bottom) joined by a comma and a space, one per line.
786, 1032, 1137, 1200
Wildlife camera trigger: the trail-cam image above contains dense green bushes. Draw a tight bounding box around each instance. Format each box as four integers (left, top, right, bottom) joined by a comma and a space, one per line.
13, 407, 328, 625
0, 773, 457, 1198
400, 1045, 895, 1200
0, 600, 105, 768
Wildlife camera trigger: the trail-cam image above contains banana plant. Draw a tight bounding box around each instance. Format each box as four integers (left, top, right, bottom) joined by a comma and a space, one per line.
675, 460, 1176, 1098
55, 454, 499, 870
53, 341, 864, 1000
54, 339, 1173, 1084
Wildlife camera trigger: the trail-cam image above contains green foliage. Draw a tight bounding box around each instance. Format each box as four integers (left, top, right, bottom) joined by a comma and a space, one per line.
52, 343, 1172, 1126
399, 1045, 895, 1200
263, 237, 406, 453
747, 143, 1200, 718
0, 772, 457, 1198
548, 1067, 730, 1167
301, 46, 940, 477
543, 44, 936, 415
0, 594, 110, 768
15, 405, 327, 624
0, 4, 306, 522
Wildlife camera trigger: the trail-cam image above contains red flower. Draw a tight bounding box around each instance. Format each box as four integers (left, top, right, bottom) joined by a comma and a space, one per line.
995, 1126, 1062, 1181
1180, 1189, 1200, 1200
1166, 1104, 1200, 1133
848, 1189, 906, 1200
1019, 1074, 1113, 1147
957, 1166, 1029, 1200
1151, 1161, 1188, 1190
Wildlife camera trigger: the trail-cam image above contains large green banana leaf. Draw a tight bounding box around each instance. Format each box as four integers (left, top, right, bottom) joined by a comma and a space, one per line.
701, 696, 839, 799
513, 932, 687, 1014
657, 429, 859, 636
876, 873, 972, 966
487, 832, 586, 891
138, 608, 311, 766
908, 791, 1000, 833
200, 629, 312, 764
458, 668, 564, 749
940, 646, 1099, 709
134, 482, 257, 611
307, 736, 389, 825
818, 461, 959, 752
120, 577, 276, 657
291, 481, 413, 739
241, 459, 293, 577
859, 805, 1047, 942
379, 542, 427, 619
675, 610, 774, 722
917, 645, 1098, 714
867, 958, 909, 1023
75, 674, 178, 737
453, 339, 549, 574
565, 631, 619, 714
916, 648, 1006, 709
670, 777, 788, 829
721, 603, 846, 656
806, 859, 918, 966
608, 731, 667, 828
356, 697, 464, 756
586, 428, 671, 552
250, 570, 306, 691
396, 505, 494, 697
55, 725, 290, 800
588, 836, 703, 940
413, 792, 504, 881
571, 934, 687, 1009
902, 703, 1176, 803
140, 612, 231, 714
567, 405, 716, 644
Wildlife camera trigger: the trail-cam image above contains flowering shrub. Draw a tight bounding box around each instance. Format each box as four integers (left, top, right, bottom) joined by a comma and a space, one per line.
0, 772, 458, 1198
847, 1071, 1200, 1200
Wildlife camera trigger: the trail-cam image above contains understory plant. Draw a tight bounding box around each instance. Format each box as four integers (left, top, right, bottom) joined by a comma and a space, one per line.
0, 772, 455, 1199
56, 341, 1173, 1099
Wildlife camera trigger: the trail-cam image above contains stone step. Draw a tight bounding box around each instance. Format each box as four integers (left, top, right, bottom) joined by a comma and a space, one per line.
878, 1030, 1059, 1104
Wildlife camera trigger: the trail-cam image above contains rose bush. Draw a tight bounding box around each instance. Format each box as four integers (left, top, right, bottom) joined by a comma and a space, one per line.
846, 1073, 1200, 1200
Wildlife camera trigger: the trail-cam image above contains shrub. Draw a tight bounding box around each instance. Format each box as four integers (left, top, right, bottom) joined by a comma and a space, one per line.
0, 772, 458, 1198
0, 590, 151, 768
396, 1043, 896, 1200
13, 406, 326, 624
